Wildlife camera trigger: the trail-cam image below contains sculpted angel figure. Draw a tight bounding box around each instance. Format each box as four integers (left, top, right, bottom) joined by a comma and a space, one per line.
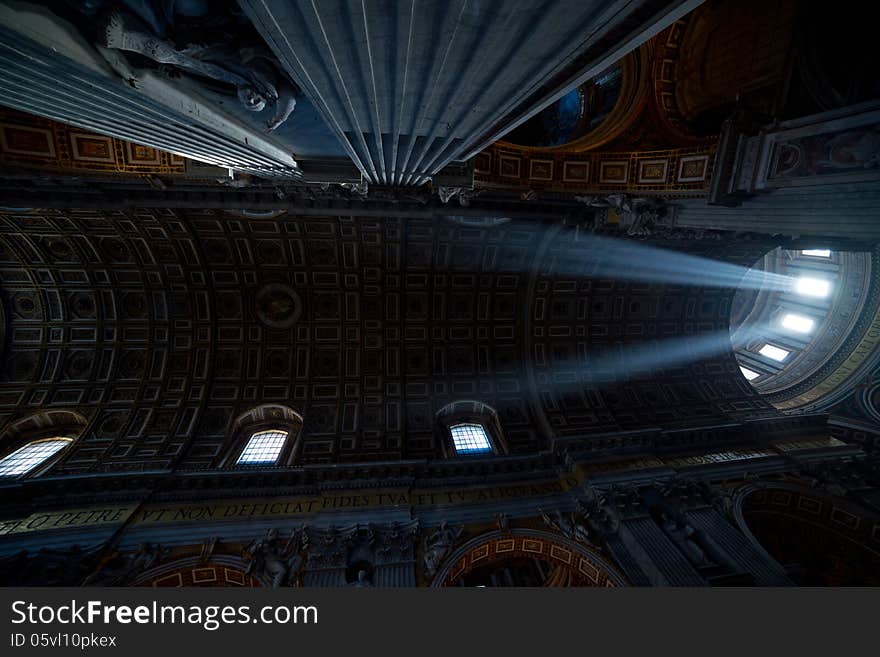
94, 4, 298, 131
243, 527, 306, 588
423, 521, 463, 578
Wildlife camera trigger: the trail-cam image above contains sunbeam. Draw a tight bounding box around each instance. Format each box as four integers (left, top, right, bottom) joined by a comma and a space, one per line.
548, 230, 792, 291
542, 324, 772, 388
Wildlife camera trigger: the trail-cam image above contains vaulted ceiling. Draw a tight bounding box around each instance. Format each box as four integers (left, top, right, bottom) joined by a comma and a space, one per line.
0, 208, 778, 474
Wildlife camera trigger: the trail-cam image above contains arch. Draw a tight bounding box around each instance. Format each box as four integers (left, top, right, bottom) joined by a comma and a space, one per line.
0, 409, 88, 477
430, 529, 628, 587
435, 400, 507, 458
130, 556, 260, 587
221, 404, 304, 467
500, 49, 648, 152
732, 482, 880, 586
730, 245, 880, 411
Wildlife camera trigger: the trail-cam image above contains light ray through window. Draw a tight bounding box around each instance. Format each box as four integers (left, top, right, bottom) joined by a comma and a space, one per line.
795, 277, 830, 298
781, 313, 815, 334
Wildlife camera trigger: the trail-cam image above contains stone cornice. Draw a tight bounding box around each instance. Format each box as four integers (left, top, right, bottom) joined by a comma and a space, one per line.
0, 413, 843, 515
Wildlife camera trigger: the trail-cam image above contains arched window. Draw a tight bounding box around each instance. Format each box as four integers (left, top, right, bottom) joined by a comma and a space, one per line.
436, 401, 507, 458
235, 429, 290, 465
0, 410, 86, 479
0, 437, 72, 478
222, 405, 303, 468
449, 423, 493, 454
730, 246, 878, 410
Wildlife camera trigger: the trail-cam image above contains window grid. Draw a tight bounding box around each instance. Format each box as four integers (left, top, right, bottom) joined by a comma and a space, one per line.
450, 423, 493, 454
236, 429, 289, 465
0, 438, 71, 477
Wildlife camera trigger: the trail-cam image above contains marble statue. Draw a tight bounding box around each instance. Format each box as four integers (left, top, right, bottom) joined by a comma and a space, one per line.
539, 508, 592, 545
423, 521, 463, 578
74, 1, 298, 131
349, 569, 373, 587
243, 527, 306, 587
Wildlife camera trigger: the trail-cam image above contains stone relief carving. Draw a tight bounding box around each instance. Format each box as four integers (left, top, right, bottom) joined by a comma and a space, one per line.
422, 520, 464, 579
800, 462, 870, 498
373, 520, 419, 565
539, 507, 592, 545
304, 524, 371, 570
82, 542, 171, 586
576, 485, 620, 535
574, 193, 720, 240
242, 527, 307, 588
437, 186, 481, 206
701, 484, 736, 518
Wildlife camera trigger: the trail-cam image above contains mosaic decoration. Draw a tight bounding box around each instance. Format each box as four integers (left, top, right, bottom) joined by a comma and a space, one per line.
0, 109, 186, 177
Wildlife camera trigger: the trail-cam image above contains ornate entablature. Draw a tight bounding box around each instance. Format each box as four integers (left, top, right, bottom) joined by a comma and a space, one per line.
2, 446, 876, 587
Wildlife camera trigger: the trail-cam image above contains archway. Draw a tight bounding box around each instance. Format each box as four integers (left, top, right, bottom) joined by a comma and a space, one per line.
733, 483, 880, 586
132, 556, 261, 587
430, 529, 627, 587
729, 245, 879, 412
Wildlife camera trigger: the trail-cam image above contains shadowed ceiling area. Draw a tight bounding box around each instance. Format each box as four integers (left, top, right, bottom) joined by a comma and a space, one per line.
0, 208, 775, 472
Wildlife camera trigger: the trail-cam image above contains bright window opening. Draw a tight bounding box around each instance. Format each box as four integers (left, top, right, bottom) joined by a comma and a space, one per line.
794, 277, 831, 298
450, 423, 493, 454
236, 429, 289, 465
758, 344, 790, 362
739, 366, 761, 381
0, 438, 72, 477
781, 313, 815, 334
801, 249, 831, 257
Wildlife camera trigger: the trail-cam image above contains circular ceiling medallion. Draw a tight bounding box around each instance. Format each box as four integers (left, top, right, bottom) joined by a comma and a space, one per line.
255, 283, 302, 329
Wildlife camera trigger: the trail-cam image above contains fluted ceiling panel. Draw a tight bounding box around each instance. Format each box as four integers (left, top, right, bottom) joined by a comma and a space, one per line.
241, 0, 697, 185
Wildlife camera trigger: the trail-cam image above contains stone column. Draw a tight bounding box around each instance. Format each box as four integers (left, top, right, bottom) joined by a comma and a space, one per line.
594, 487, 705, 586
621, 516, 705, 586
682, 505, 792, 586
